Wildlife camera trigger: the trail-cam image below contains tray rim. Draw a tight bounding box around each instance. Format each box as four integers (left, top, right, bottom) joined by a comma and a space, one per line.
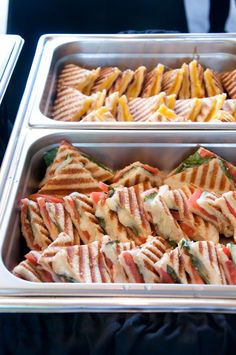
0, 34, 24, 105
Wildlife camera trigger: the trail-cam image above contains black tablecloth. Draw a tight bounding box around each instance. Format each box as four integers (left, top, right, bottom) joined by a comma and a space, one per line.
0, 313, 236, 354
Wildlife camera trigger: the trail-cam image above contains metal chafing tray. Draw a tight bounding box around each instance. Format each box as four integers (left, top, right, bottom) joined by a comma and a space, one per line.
24, 33, 236, 129
0, 35, 24, 105
1, 129, 236, 312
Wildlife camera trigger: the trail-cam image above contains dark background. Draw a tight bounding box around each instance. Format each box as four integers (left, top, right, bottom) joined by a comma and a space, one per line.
1, 1, 236, 354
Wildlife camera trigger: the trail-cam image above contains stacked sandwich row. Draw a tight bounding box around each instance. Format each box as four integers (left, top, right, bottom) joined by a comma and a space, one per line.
51, 59, 236, 122
12, 141, 236, 284
13, 234, 236, 285
52, 90, 236, 123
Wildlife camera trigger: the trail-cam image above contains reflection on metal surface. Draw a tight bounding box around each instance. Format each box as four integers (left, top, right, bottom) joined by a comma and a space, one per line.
0, 296, 236, 313
0, 35, 24, 104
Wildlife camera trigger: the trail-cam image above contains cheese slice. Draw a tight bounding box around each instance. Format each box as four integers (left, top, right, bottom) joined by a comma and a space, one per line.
189, 60, 205, 98
204, 68, 224, 97
162, 68, 184, 96
109, 69, 134, 96
125, 66, 146, 98
141, 64, 164, 97
196, 94, 226, 122
178, 63, 191, 99
117, 95, 133, 121
91, 67, 121, 93
105, 91, 120, 116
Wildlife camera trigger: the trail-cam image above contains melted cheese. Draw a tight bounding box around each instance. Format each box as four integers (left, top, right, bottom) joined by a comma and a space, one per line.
117, 95, 133, 121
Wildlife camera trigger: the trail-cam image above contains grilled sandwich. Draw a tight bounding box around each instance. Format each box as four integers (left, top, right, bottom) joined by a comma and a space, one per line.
101, 235, 136, 282
39, 161, 100, 197
52, 87, 93, 121
164, 147, 236, 194
88, 90, 107, 111
112, 162, 162, 187
12, 259, 54, 282
91, 67, 121, 93
35, 232, 74, 280
174, 98, 202, 121
150, 104, 185, 122
105, 184, 153, 244
158, 184, 219, 243
37, 196, 76, 242
188, 188, 234, 238
155, 246, 188, 283
220, 69, 236, 99
156, 239, 227, 284
178, 63, 191, 99
164, 94, 176, 110
141, 64, 164, 98
41, 237, 112, 283
57, 63, 100, 93
216, 243, 236, 285
196, 94, 226, 122
189, 60, 205, 98
222, 99, 236, 118
40, 140, 113, 189
64, 192, 104, 244
125, 66, 146, 98
161, 68, 184, 96
143, 189, 186, 243
119, 236, 172, 283
81, 107, 117, 122
21, 198, 52, 251
105, 91, 120, 116
180, 239, 226, 284
116, 95, 133, 121
128, 92, 166, 122
215, 191, 236, 241
211, 110, 235, 123
108, 69, 134, 96
203, 68, 224, 97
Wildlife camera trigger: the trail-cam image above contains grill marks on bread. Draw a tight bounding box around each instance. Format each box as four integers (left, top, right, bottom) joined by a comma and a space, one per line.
52, 61, 236, 123
39, 141, 113, 197
165, 157, 235, 194
119, 236, 171, 283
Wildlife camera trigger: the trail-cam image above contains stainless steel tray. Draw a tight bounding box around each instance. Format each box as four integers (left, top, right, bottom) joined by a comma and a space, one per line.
24, 33, 236, 129
0, 35, 24, 105
1, 129, 236, 312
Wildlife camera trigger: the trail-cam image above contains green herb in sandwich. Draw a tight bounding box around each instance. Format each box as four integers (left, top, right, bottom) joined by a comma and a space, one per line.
167, 238, 177, 248
144, 192, 158, 202
166, 265, 181, 283
175, 151, 213, 174
219, 159, 233, 181
130, 225, 139, 236
43, 147, 58, 167
190, 255, 210, 284
97, 217, 107, 234
81, 153, 112, 172
59, 274, 77, 283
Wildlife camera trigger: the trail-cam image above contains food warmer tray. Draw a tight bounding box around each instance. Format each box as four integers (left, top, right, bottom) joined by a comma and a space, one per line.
0, 35, 24, 105
22, 33, 236, 130
1, 129, 236, 312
